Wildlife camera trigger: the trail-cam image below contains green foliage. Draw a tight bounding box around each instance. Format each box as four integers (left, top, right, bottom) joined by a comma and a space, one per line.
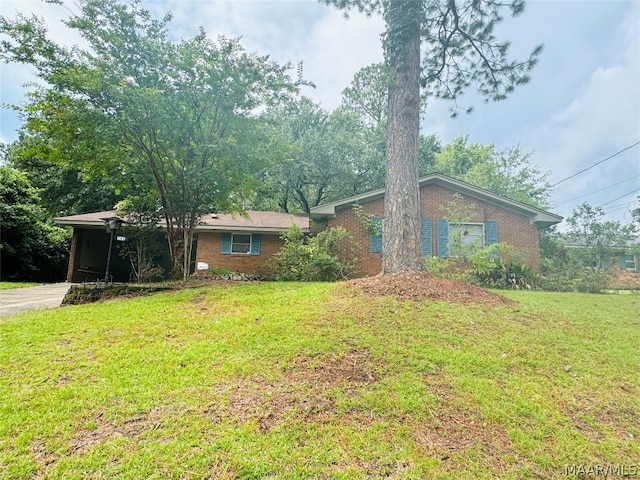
424, 242, 539, 289
468, 244, 539, 289
539, 245, 616, 294
324, 0, 542, 111
115, 198, 167, 283
433, 136, 552, 208
3, 136, 123, 217
341, 62, 389, 128
0, 166, 70, 281
1, 0, 298, 279
253, 97, 380, 213
565, 202, 637, 268
424, 255, 467, 280
352, 202, 382, 235
539, 225, 618, 293
535, 202, 637, 293
269, 225, 358, 281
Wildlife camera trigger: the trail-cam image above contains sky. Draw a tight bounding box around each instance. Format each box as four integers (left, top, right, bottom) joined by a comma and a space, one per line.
1, 0, 639, 226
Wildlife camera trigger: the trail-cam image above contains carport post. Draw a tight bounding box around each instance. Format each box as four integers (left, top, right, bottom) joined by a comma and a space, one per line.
102, 217, 124, 283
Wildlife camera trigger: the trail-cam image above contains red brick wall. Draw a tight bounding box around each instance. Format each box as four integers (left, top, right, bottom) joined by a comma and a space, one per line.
194, 232, 284, 275
326, 184, 541, 277
611, 269, 640, 290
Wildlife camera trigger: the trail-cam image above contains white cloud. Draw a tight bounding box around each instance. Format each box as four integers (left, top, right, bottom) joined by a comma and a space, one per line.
523, 4, 640, 222
302, 7, 384, 110
145, 1, 384, 111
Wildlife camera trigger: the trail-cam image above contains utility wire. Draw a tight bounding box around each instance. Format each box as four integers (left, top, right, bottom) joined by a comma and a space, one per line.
597, 188, 640, 208
555, 175, 640, 205
606, 202, 637, 214
551, 141, 640, 187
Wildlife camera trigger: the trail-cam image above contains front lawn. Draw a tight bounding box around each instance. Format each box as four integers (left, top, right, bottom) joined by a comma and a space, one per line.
0, 282, 637, 479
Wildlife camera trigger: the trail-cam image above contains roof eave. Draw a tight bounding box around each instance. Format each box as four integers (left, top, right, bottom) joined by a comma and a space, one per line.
54, 218, 309, 233
310, 173, 563, 228
195, 225, 309, 233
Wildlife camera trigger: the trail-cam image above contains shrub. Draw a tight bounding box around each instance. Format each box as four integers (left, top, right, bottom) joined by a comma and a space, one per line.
269, 225, 358, 281
425, 243, 540, 290
467, 244, 539, 289
539, 256, 614, 293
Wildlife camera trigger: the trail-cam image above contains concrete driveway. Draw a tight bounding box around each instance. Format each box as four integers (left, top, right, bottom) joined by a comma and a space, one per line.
0, 283, 72, 318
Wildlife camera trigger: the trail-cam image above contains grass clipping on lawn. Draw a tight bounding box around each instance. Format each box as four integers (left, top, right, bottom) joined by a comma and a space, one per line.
344, 272, 513, 306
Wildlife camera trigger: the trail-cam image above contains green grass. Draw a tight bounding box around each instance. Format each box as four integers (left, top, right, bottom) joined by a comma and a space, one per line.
1, 282, 638, 479
0, 282, 41, 290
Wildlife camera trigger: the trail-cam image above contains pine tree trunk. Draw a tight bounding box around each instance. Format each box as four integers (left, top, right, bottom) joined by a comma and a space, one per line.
382, 0, 424, 274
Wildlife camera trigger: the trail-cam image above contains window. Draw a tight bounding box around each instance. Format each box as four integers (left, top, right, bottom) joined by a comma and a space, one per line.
448, 223, 485, 256
625, 254, 636, 271
231, 234, 252, 254
221, 233, 262, 256
437, 219, 498, 258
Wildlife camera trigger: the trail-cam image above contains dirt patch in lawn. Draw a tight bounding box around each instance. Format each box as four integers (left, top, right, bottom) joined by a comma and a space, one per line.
343, 273, 513, 306
205, 350, 384, 432
69, 407, 167, 453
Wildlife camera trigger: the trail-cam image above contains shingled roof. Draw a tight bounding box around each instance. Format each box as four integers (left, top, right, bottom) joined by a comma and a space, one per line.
55, 210, 310, 233
310, 173, 562, 229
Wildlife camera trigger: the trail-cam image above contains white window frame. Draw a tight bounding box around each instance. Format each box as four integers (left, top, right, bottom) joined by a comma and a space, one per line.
625, 254, 637, 271
231, 233, 252, 254
448, 222, 485, 256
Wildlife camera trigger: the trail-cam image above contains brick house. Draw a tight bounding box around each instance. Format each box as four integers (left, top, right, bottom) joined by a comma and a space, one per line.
310, 173, 562, 277
55, 174, 561, 281
55, 210, 309, 282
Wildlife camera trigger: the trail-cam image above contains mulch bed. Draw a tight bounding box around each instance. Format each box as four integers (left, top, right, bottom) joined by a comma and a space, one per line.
344, 272, 514, 306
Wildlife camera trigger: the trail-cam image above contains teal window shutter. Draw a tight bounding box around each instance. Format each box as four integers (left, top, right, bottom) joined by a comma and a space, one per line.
421, 218, 432, 256
221, 233, 232, 254
485, 221, 498, 245
250, 234, 261, 256
370, 216, 382, 254
437, 218, 449, 258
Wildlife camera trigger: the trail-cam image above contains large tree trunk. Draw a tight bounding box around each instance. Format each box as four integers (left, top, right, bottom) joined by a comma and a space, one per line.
382, 0, 424, 274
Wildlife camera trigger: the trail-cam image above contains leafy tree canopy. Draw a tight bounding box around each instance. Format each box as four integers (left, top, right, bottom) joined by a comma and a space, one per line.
1, 0, 298, 278
3, 135, 124, 217
433, 136, 552, 208
566, 202, 637, 251
252, 97, 381, 213
0, 166, 70, 281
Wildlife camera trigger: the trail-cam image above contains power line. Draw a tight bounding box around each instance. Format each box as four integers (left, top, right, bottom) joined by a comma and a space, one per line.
606, 202, 637, 214
597, 188, 640, 208
555, 175, 640, 205
551, 141, 640, 187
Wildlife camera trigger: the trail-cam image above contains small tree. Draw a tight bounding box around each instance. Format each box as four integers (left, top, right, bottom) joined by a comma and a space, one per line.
439, 192, 479, 257
269, 225, 358, 281
566, 202, 636, 269
115, 197, 166, 283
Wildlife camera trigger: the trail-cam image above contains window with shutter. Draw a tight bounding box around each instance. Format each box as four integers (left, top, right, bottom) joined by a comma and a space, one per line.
421, 218, 432, 256
437, 218, 449, 258
221, 233, 261, 255
370, 216, 383, 254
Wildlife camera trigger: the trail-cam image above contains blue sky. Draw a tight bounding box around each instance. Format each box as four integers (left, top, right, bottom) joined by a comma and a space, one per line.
1, 0, 638, 225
